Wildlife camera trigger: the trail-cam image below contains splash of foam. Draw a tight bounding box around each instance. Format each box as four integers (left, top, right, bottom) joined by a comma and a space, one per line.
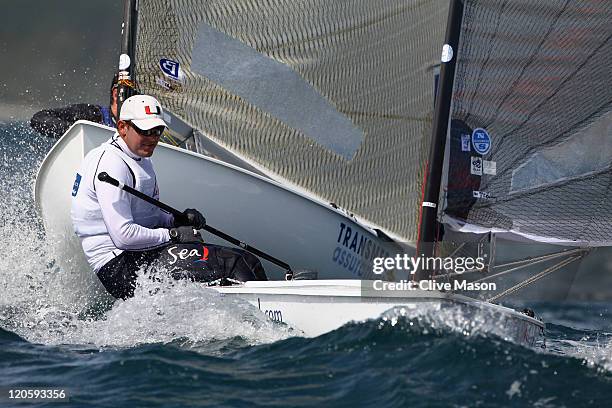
88, 274, 293, 347
0, 123, 60, 309
0, 123, 292, 349
16, 271, 293, 348
378, 301, 545, 347
561, 334, 612, 374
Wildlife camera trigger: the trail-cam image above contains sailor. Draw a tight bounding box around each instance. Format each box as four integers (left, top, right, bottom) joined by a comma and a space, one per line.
71, 94, 266, 299
30, 74, 119, 138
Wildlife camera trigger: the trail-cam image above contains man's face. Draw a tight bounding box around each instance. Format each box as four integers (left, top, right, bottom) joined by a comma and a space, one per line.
118, 120, 164, 157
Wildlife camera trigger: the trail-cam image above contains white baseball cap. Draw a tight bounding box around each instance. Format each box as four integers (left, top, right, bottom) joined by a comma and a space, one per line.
120, 95, 167, 130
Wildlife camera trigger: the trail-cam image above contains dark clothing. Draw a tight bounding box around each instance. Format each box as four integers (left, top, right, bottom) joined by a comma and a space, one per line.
97, 242, 267, 299
30, 103, 116, 138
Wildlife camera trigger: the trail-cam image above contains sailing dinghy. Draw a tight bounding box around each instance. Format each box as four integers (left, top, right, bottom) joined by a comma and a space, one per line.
35, 120, 543, 341
35, 0, 610, 341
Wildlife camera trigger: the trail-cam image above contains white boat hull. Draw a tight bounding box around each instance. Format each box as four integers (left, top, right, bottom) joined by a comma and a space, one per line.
34, 121, 401, 293
214, 280, 545, 343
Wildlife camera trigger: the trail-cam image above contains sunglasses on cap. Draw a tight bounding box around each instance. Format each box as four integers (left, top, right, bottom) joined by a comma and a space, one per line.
127, 121, 165, 137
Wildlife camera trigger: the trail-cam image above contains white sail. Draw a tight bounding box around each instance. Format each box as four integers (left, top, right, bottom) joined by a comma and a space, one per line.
132, 0, 450, 241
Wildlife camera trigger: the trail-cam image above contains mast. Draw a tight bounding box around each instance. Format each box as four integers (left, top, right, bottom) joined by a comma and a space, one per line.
415, 0, 464, 280
118, 0, 138, 113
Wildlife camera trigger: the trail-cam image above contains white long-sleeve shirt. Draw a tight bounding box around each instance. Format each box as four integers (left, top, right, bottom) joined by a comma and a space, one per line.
71, 135, 174, 272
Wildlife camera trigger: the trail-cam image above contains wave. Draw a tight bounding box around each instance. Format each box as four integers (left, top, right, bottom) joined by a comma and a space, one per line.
227, 314, 612, 407
3, 310, 610, 408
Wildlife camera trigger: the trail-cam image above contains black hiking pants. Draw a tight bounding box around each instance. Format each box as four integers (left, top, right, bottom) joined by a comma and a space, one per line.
97, 243, 267, 299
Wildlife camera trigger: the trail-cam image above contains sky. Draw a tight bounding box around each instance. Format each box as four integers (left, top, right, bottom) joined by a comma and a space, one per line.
0, 0, 123, 120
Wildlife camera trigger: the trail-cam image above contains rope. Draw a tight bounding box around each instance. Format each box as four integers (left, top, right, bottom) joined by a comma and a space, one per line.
486, 254, 583, 303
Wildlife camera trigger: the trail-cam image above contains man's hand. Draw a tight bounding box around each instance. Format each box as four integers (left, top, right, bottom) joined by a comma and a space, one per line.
175, 208, 206, 230
169, 226, 203, 243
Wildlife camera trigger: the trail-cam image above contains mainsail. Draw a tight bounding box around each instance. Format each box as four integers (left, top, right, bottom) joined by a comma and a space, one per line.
131, 0, 450, 241
441, 0, 612, 246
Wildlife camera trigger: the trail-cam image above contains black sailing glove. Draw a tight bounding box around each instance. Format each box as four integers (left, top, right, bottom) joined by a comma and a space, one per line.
169, 226, 203, 243
174, 208, 206, 230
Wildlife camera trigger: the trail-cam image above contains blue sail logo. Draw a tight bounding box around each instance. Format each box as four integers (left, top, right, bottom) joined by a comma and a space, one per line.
159, 58, 181, 80
471, 128, 492, 155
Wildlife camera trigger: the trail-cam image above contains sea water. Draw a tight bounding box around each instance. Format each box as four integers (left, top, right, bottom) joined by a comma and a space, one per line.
1, 122, 611, 407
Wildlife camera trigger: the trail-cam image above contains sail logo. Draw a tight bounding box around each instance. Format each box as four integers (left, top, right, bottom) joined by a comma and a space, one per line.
159, 58, 182, 81
473, 190, 492, 199
471, 156, 483, 176
471, 128, 492, 155
461, 134, 471, 151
